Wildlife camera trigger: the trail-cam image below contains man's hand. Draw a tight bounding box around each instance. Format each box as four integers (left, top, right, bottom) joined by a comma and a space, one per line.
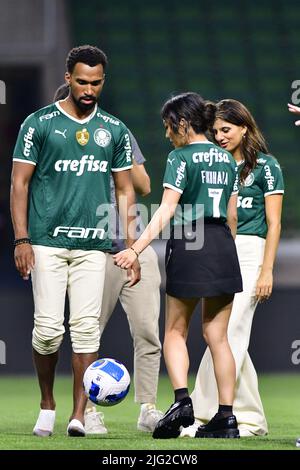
127, 259, 141, 287
14, 244, 35, 280
288, 103, 300, 125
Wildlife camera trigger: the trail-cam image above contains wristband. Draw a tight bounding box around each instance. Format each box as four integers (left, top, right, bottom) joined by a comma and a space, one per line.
14, 237, 31, 247
130, 246, 139, 258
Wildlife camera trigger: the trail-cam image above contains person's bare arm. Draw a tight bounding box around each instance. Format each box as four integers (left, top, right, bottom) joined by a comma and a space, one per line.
113, 169, 141, 286
226, 194, 238, 239
113, 188, 181, 269
10, 162, 36, 280
256, 194, 283, 302
131, 159, 151, 196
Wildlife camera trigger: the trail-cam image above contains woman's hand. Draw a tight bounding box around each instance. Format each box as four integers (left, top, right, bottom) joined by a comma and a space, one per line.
113, 249, 141, 286
256, 268, 273, 302
113, 248, 137, 269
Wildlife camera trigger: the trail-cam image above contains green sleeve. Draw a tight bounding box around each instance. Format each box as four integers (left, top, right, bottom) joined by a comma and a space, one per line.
12, 113, 42, 165
163, 151, 187, 194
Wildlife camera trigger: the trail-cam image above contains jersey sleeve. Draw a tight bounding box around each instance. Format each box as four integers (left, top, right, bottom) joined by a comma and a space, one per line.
262, 158, 285, 196
12, 113, 42, 166
128, 129, 145, 165
111, 124, 133, 172
163, 151, 187, 194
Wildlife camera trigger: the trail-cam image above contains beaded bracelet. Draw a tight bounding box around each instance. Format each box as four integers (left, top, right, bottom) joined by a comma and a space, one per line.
14, 237, 31, 247
130, 246, 139, 258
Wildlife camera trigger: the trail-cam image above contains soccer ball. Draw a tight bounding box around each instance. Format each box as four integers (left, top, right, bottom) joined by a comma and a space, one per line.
83, 358, 130, 406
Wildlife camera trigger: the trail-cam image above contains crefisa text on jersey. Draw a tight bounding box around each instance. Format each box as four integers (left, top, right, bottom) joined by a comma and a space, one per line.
192, 148, 231, 167
54, 154, 108, 176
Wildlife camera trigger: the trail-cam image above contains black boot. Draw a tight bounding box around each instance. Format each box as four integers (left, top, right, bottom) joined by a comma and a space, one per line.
153, 397, 194, 439
195, 413, 240, 439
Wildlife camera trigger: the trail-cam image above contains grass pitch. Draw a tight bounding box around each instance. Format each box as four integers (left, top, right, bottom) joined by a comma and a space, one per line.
0, 374, 299, 450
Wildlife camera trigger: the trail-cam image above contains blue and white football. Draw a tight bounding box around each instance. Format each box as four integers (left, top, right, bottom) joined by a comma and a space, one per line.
83, 358, 130, 406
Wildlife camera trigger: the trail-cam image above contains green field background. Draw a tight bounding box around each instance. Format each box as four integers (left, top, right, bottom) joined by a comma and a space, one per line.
0, 374, 299, 450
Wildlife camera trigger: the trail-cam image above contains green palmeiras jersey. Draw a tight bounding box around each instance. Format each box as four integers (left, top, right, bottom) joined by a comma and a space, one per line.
13, 102, 132, 250
163, 141, 238, 224
237, 152, 284, 238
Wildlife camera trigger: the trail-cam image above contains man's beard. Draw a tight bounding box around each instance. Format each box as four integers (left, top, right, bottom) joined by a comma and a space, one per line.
71, 92, 97, 112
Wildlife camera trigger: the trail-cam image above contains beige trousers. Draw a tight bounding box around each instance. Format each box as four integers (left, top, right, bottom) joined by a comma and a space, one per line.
191, 235, 268, 435
100, 246, 161, 404
31, 245, 106, 354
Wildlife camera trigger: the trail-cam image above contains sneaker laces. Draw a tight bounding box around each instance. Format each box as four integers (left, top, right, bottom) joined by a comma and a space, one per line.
147, 408, 163, 420
93, 411, 105, 425
86, 411, 105, 426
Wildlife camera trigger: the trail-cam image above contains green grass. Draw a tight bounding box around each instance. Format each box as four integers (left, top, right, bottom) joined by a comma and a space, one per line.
0, 374, 299, 450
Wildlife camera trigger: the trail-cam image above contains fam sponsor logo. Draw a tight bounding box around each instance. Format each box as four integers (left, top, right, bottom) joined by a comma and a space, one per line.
94, 128, 111, 147
53, 226, 105, 239
238, 196, 253, 209
54, 155, 108, 176
23, 127, 35, 157
39, 110, 60, 122
192, 148, 230, 167
175, 161, 186, 187
264, 165, 275, 190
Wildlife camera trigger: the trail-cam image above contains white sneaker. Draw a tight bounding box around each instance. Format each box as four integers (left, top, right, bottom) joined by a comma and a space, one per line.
85, 410, 108, 434
33, 409, 56, 437
296, 437, 300, 448
67, 419, 85, 437
180, 421, 200, 438
137, 404, 164, 432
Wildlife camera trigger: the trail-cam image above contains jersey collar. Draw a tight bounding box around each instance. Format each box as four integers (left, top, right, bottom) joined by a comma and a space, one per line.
189, 140, 212, 145
55, 101, 98, 124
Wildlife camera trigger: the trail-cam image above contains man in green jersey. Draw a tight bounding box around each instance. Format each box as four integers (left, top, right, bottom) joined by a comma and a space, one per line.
10, 45, 140, 437
52, 84, 163, 434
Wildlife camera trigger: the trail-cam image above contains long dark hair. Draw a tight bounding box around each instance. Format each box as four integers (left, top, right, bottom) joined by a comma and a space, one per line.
214, 99, 268, 183
161, 92, 216, 135
53, 83, 69, 102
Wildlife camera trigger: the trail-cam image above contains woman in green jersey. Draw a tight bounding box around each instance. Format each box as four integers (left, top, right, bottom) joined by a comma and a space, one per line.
114, 92, 242, 439
185, 99, 284, 438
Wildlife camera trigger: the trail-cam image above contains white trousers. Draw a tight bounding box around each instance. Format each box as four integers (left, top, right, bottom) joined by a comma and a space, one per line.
31, 245, 106, 355
191, 235, 268, 435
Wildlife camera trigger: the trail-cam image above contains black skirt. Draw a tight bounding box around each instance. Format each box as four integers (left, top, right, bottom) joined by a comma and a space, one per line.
165, 220, 243, 298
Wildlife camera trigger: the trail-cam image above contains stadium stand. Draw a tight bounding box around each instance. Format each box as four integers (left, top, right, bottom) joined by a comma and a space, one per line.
68, 0, 300, 234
